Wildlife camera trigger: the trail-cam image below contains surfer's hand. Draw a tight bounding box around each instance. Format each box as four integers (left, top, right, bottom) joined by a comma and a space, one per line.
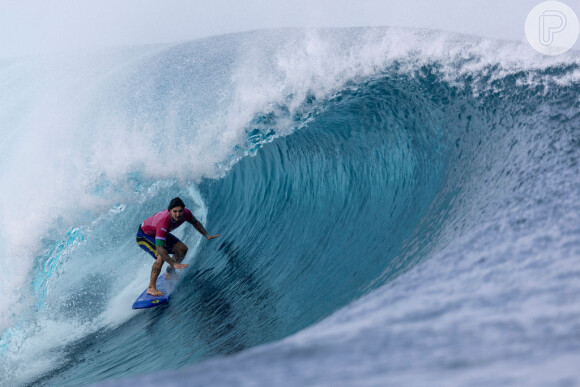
206, 234, 220, 240
173, 263, 188, 270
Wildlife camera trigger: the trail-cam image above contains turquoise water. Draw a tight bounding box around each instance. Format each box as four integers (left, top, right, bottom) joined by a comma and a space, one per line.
1, 28, 579, 386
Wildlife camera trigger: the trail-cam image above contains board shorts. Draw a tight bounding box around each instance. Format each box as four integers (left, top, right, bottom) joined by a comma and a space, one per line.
136, 225, 181, 259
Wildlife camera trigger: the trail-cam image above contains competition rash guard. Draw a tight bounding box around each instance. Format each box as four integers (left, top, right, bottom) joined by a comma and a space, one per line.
141, 208, 197, 247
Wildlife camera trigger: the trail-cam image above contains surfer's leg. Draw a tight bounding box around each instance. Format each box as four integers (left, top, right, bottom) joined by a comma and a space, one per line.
147, 255, 164, 296
137, 226, 165, 295
172, 242, 188, 264
164, 235, 187, 278
166, 242, 188, 278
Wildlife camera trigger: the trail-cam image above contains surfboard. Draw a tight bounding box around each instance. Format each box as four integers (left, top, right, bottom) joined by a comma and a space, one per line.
132, 274, 178, 309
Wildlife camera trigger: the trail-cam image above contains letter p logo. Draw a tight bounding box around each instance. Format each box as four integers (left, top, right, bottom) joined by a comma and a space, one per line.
526, 1, 579, 55
540, 10, 567, 46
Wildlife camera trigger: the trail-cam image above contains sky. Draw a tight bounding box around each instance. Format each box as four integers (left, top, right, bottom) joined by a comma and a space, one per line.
1, 0, 579, 58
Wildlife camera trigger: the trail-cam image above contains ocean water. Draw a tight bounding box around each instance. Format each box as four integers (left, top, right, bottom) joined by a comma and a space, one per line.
0, 28, 579, 386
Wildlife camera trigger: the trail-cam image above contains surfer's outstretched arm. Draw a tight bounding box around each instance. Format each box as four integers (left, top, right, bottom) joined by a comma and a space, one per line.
193, 220, 220, 240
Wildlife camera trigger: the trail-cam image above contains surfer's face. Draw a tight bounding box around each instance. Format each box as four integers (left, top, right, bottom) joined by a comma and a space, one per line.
170, 206, 184, 222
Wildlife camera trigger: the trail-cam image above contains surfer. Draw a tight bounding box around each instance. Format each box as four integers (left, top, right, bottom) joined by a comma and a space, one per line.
137, 197, 220, 296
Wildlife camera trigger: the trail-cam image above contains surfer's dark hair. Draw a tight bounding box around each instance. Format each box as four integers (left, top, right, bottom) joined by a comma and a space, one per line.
168, 197, 185, 210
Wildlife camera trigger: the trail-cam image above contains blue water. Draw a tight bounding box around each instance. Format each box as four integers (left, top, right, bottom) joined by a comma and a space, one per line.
1, 28, 579, 386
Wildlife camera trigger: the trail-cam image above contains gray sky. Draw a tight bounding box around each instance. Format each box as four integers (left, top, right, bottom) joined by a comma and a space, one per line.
1, 0, 579, 58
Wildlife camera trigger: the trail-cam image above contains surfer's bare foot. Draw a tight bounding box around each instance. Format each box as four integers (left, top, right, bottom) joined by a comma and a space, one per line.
147, 287, 163, 296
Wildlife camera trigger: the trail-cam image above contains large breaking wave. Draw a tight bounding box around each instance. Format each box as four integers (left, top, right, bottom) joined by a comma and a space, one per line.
1, 28, 579, 386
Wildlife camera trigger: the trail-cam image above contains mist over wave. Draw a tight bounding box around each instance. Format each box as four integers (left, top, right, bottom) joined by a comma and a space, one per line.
0, 27, 579, 386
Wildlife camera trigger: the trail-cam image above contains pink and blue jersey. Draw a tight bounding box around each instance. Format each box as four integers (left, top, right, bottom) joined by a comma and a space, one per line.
141, 208, 197, 247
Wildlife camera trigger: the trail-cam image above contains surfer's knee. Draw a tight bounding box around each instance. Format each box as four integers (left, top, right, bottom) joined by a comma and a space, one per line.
175, 242, 188, 256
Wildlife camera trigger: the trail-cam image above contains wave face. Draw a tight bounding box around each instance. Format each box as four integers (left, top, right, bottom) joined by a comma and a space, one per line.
1, 28, 579, 386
